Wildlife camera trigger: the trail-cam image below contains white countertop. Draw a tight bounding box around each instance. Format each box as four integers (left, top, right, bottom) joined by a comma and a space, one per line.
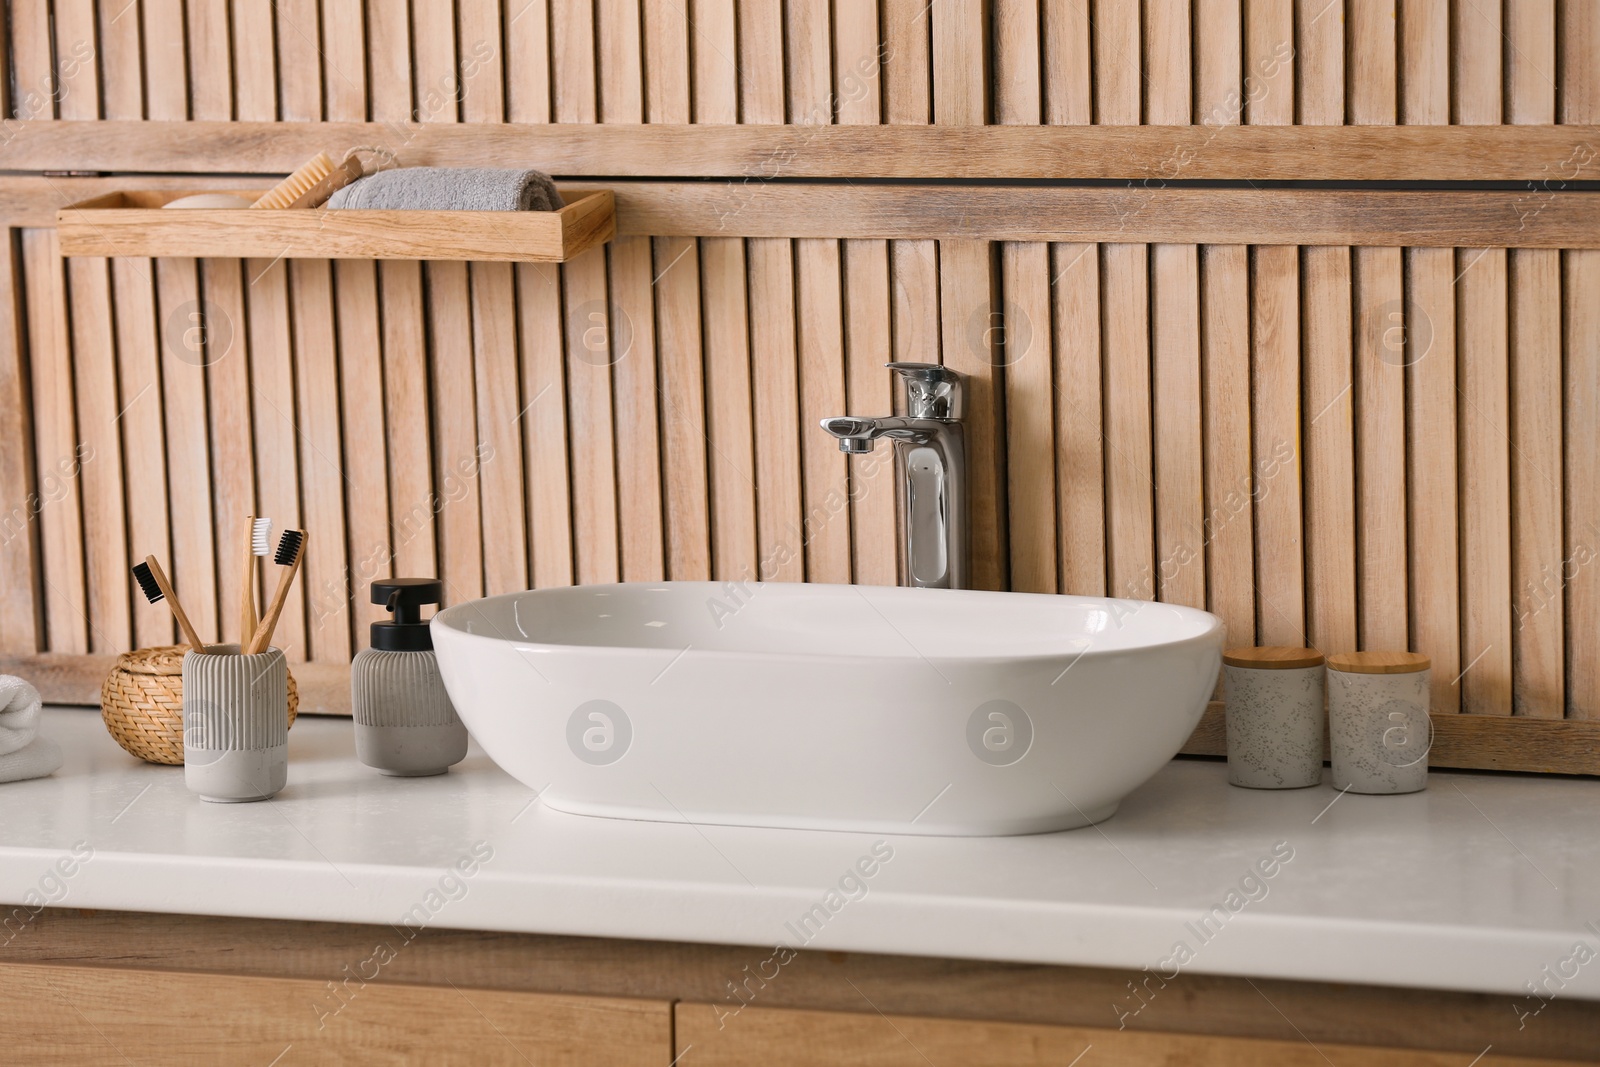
3, 707, 1598, 1001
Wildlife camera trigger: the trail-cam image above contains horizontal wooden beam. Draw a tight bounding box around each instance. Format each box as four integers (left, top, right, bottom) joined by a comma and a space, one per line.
3, 177, 1594, 247
0, 652, 353, 716
0, 120, 1596, 181
583, 182, 1598, 247
11, 653, 1595, 774
1181, 703, 1600, 776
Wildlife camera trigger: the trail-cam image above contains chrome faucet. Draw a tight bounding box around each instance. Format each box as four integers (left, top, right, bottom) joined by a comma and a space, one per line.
820, 362, 967, 589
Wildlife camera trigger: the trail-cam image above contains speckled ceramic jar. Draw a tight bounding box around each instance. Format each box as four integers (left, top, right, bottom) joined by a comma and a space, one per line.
1327, 651, 1431, 795
182, 643, 288, 803
1222, 647, 1326, 789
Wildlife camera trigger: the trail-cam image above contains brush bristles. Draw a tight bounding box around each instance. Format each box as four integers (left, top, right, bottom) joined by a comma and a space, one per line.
131, 562, 164, 603
252, 517, 273, 556
274, 529, 305, 566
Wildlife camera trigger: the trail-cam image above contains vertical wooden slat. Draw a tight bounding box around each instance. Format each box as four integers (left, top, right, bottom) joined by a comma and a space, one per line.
458, 0, 505, 122
0, 235, 39, 650
1243, 0, 1305, 645
1454, 2, 1512, 714
366, 0, 411, 120
380, 262, 440, 583
428, 261, 490, 599
1200, 246, 1255, 646
1347, 0, 1396, 126
469, 264, 529, 597
53, 2, 99, 118
506, 0, 551, 122
562, 249, 621, 585
996, 1, 1056, 594
288, 261, 351, 660
698, 0, 758, 584
1045, 0, 1100, 598
1145, 1, 1204, 610
519, 262, 574, 588
1250, 245, 1305, 645
183, 9, 256, 650
603, 0, 666, 583
646, 0, 712, 581
143, 0, 190, 119
274, 0, 323, 121
1094, 2, 1150, 602
188, 1, 234, 119
836, 0, 894, 588
1194, 0, 1251, 646
335, 262, 395, 636
22, 232, 88, 652
1352, 245, 1409, 650
200, 261, 257, 649
1503, 1, 1563, 717
1296, 1, 1356, 658
551, 0, 617, 586
1399, 0, 1459, 709
884, 0, 940, 573
1301, 246, 1358, 656
1347, 0, 1407, 653
365, 9, 435, 588
934, 0, 1003, 590
321, 0, 368, 120
1561, 1, 1599, 719
1054, 244, 1106, 598
742, 0, 803, 584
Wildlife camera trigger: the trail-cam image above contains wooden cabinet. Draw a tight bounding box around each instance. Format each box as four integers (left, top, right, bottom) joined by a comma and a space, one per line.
6, 910, 1597, 1065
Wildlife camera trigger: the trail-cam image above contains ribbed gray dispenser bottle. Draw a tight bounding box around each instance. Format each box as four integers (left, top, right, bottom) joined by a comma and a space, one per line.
351, 579, 468, 776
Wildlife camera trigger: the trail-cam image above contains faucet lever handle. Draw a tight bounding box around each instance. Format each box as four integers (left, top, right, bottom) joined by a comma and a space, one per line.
886, 362, 963, 419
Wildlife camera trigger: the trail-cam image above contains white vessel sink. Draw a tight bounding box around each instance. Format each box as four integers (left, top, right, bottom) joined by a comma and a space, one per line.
432, 582, 1223, 836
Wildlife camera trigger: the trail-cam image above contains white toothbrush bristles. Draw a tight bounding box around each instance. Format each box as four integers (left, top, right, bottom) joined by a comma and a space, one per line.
252, 517, 273, 556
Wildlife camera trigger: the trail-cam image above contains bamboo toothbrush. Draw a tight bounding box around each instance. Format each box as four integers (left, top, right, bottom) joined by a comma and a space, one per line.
247, 530, 306, 654
240, 516, 272, 645
131, 555, 206, 652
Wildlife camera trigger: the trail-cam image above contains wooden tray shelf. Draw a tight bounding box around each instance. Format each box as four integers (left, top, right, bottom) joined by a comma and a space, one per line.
55, 187, 614, 262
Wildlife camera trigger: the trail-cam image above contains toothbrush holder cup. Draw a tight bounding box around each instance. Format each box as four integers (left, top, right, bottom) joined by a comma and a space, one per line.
182, 643, 289, 802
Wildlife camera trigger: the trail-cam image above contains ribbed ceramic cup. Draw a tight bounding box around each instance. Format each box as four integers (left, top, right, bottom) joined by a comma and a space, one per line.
1328, 652, 1431, 795
1222, 646, 1326, 789
182, 643, 289, 802
350, 647, 468, 776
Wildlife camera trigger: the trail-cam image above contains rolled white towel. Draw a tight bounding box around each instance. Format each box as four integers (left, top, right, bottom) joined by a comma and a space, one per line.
0, 736, 62, 783
0, 674, 42, 756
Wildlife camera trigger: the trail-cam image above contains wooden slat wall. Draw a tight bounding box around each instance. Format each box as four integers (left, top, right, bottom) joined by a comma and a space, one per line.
0, 1, 1595, 731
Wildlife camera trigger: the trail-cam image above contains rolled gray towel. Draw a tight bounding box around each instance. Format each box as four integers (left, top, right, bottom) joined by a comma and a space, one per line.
327, 167, 565, 212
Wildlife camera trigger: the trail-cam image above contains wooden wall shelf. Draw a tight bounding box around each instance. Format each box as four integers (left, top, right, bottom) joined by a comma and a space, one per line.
54, 188, 614, 262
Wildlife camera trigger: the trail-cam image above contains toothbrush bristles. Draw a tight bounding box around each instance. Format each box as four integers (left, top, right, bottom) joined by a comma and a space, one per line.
252, 517, 273, 555
131, 561, 164, 604
274, 529, 305, 566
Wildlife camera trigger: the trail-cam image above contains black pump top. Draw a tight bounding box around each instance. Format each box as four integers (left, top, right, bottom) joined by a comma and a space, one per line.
370, 578, 443, 651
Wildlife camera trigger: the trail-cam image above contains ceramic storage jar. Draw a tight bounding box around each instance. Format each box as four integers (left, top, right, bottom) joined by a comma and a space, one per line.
1326, 651, 1431, 795
1222, 646, 1326, 789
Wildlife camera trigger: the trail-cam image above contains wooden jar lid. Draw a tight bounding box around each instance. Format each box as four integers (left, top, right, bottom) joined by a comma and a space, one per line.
1326, 650, 1431, 674
1222, 646, 1325, 670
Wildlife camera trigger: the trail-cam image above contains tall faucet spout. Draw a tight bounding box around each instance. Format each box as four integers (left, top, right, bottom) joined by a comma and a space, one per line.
816, 364, 968, 589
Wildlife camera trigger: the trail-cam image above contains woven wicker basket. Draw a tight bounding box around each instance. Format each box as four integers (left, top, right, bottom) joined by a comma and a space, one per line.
100, 645, 299, 765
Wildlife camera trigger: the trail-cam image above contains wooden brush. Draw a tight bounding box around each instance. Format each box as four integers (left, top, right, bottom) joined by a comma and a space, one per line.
132, 555, 206, 652
240, 516, 272, 644
247, 530, 306, 654
250, 151, 363, 209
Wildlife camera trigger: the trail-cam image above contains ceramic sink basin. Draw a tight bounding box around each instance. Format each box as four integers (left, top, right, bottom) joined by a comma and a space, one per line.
431, 582, 1224, 836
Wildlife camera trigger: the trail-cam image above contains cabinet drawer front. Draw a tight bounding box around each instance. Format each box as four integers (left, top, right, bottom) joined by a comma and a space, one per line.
676, 1003, 1587, 1067
4, 961, 670, 1066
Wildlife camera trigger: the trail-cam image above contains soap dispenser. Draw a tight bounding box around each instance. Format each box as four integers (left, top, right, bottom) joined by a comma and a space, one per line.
350, 579, 468, 776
